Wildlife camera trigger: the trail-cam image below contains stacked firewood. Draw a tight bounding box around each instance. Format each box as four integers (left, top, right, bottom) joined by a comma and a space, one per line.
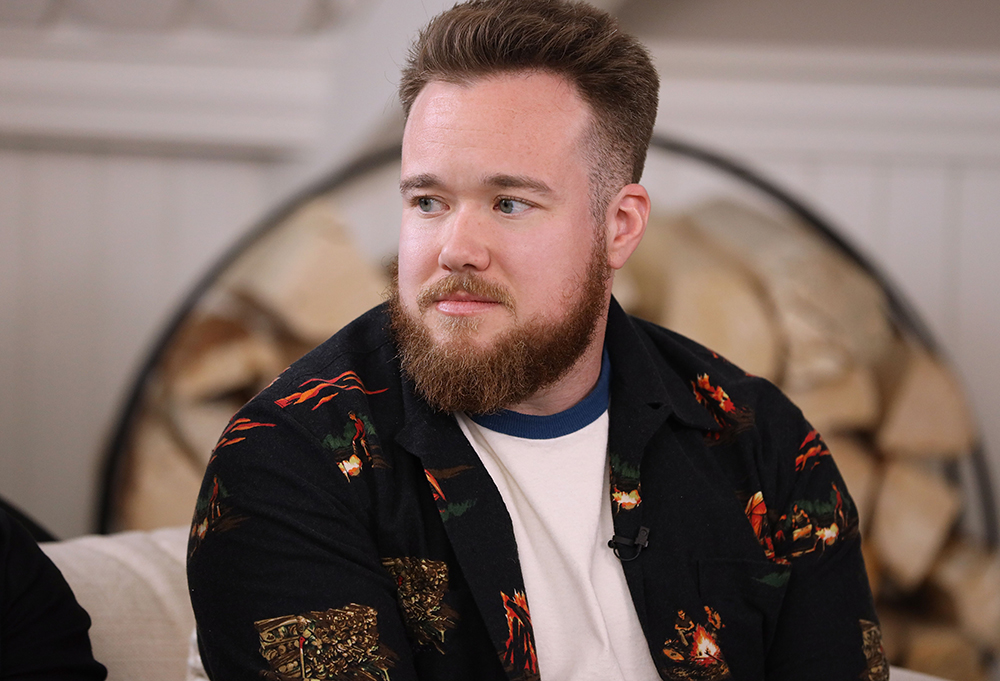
616, 200, 994, 681
110, 197, 390, 531
109, 191, 996, 679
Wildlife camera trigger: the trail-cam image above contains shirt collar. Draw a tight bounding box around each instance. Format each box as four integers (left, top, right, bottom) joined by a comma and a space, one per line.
464, 349, 611, 439
604, 297, 722, 434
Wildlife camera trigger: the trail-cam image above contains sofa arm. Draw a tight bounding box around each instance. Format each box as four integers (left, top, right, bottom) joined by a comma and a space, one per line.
41, 526, 193, 681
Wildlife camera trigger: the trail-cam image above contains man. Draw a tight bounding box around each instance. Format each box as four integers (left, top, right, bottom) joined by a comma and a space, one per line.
188, 1, 886, 680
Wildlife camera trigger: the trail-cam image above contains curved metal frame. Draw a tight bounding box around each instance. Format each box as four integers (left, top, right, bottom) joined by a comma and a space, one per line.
97, 136, 998, 546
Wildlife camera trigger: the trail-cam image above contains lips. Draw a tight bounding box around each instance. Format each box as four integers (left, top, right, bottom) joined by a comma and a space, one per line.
434, 297, 501, 316
416, 273, 514, 314
435, 290, 498, 304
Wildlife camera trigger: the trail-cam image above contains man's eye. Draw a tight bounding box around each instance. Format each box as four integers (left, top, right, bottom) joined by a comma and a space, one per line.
496, 197, 530, 215
416, 197, 443, 213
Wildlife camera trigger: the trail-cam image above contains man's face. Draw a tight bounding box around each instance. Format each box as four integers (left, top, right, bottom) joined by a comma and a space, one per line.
392, 71, 612, 413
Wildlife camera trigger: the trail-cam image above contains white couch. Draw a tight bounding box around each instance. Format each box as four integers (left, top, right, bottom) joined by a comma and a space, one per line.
41, 527, 201, 681
41, 527, 939, 681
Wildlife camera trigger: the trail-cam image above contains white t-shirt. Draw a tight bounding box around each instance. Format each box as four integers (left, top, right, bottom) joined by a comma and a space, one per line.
455, 362, 660, 680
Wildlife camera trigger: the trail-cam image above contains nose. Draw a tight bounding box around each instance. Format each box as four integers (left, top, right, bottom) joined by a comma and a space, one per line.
438, 208, 490, 272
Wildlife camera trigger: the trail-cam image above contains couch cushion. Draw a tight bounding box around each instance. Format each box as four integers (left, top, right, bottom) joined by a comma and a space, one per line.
41, 526, 192, 681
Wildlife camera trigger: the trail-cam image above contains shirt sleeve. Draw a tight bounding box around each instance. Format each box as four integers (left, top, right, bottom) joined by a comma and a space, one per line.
187, 399, 419, 681
759, 397, 887, 681
1, 509, 107, 680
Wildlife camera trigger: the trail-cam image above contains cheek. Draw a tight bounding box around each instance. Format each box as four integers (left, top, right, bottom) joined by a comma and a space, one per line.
397, 228, 436, 305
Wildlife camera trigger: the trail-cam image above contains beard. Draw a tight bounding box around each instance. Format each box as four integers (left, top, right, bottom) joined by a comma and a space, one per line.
387, 237, 611, 414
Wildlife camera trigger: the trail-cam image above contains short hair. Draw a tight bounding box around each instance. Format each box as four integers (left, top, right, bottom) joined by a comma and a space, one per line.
399, 0, 659, 217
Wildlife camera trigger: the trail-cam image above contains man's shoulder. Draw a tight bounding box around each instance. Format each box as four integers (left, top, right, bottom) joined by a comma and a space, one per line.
624, 313, 771, 392
291, 302, 394, 369
242, 303, 403, 429
617, 311, 800, 438
270, 303, 395, 382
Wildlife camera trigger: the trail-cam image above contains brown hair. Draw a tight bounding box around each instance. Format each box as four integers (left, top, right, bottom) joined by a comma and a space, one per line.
399, 0, 659, 214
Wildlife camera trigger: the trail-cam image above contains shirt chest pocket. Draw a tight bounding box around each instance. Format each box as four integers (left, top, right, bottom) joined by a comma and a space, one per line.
693, 559, 790, 681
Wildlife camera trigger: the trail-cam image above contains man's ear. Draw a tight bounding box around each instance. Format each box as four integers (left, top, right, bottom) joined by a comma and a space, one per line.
605, 183, 650, 270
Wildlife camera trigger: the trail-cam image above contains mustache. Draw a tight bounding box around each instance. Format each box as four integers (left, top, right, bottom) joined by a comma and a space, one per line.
416, 273, 515, 313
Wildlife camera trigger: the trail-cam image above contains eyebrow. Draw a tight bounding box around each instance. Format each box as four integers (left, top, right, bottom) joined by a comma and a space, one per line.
399, 172, 553, 196
399, 173, 440, 194
482, 173, 553, 195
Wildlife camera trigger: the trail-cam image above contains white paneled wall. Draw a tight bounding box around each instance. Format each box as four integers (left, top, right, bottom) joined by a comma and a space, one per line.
955, 166, 1000, 478
0, 148, 273, 537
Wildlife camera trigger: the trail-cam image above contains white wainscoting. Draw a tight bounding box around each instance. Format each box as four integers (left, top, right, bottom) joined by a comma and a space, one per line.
0, 149, 276, 537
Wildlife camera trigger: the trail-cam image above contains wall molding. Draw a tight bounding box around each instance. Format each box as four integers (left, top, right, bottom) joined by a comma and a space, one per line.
0, 27, 333, 157
3, 31, 1000, 162
650, 42, 1000, 160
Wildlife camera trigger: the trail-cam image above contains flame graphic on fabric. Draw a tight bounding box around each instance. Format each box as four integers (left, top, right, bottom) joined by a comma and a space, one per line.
338, 454, 362, 479
662, 607, 731, 679
691, 625, 725, 666
424, 470, 446, 502
213, 417, 276, 452
794, 430, 830, 471
744, 492, 767, 540
815, 523, 839, 545
501, 590, 537, 677
744, 491, 782, 562
690, 372, 754, 445
695, 374, 735, 413
274, 371, 387, 410
612, 486, 641, 511
773, 481, 853, 560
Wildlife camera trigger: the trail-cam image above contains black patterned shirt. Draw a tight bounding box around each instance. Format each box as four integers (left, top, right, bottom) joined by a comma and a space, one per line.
187, 299, 887, 681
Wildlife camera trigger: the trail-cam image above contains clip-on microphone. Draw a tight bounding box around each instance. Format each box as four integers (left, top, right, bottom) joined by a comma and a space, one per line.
608, 526, 650, 562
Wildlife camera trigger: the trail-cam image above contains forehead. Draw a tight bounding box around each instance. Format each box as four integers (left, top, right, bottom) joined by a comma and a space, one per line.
401, 71, 593, 177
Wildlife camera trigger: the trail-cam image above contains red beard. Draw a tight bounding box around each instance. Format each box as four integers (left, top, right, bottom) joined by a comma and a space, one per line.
387, 237, 610, 414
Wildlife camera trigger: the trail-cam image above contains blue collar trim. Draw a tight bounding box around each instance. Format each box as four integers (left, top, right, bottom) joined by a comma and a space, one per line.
468, 349, 611, 439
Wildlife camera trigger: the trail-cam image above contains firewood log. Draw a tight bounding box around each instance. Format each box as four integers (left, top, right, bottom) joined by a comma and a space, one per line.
232, 199, 388, 344
684, 199, 893, 392
825, 435, 880, 531
657, 219, 780, 381
118, 413, 203, 532
786, 366, 880, 434
903, 623, 986, 681
876, 342, 977, 460
875, 605, 910, 664
870, 461, 962, 591
163, 315, 283, 402
862, 540, 882, 599
926, 541, 1000, 652
168, 399, 243, 466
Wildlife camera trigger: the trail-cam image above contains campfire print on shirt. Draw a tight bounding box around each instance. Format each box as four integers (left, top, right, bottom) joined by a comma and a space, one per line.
322, 411, 390, 481
660, 607, 731, 680
423, 466, 477, 522
188, 475, 247, 558
609, 451, 642, 513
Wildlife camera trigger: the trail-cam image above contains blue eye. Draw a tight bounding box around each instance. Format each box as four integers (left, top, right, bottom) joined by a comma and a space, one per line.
417, 197, 442, 213
496, 197, 530, 215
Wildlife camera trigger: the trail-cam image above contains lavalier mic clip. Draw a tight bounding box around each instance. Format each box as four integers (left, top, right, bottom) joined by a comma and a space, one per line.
608, 526, 650, 562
